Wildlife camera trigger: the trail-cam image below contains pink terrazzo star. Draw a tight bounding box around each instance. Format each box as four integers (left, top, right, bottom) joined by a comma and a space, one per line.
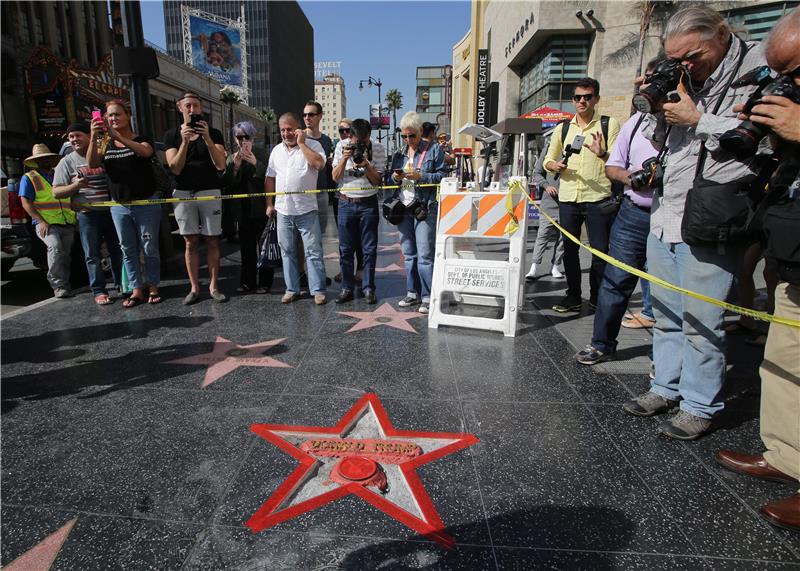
166, 336, 292, 387
338, 303, 425, 333
5, 518, 77, 571
375, 263, 405, 273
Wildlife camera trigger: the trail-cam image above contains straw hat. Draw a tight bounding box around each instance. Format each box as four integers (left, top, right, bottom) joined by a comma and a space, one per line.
24, 144, 60, 167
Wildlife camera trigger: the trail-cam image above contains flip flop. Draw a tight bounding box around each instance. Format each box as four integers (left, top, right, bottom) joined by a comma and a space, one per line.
148, 292, 162, 304
123, 296, 144, 308
94, 294, 113, 305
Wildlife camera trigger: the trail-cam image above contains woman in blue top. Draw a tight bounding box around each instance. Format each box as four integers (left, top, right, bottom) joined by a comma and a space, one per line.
387, 112, 447, 314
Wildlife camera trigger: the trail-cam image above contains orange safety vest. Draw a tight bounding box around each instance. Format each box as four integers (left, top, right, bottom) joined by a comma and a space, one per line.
24, 170, 76, 225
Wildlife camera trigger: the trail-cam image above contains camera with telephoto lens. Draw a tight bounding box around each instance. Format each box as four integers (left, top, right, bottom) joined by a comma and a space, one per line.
406, 199, 428, 222
347, 142, 367, 165
632, 59, 688, 114
718, 66, 800, 159
629, 156, 665, 192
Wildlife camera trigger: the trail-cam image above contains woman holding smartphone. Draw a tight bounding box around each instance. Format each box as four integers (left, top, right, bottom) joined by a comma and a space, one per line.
87, 99, 162, 308
386, 111, 447, 314
222, 121, 273, 293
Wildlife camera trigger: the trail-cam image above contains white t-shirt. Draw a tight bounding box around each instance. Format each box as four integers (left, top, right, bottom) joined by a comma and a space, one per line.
266, 139, 326, 216
332, 138, 386, 198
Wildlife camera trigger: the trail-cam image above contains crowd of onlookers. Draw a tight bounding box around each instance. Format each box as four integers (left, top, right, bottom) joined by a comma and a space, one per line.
17, 5, 799, 532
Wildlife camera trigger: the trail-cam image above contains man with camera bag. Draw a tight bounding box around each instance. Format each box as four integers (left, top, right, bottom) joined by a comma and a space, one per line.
623, 6, 769, 440
331, 118, 386, 304
715, 8, 800, 531
543, 77, 620, 313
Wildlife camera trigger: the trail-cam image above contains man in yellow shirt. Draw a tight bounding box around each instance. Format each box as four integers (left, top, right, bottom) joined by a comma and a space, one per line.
544, 77, 620, 312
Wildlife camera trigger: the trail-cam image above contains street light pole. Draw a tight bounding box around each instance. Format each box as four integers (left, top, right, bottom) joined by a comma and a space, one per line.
359, 76, 383, 143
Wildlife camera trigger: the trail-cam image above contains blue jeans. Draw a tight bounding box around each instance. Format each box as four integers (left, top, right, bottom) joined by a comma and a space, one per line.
640, 276, 654, 320
77, 209, 123, 296
398, 203, 437, 303
337, 197, 378, 292
276, 211, 327, 295
559, 199, 616, 302
646, 233, 742, 419
110, 203, 162, 289
591, 199, 651, 355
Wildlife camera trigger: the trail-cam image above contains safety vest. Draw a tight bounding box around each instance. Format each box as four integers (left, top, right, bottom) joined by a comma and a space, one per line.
25, 170, 76, 225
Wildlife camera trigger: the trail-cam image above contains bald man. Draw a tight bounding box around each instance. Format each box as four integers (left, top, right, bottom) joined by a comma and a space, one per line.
715, 8, 800, 532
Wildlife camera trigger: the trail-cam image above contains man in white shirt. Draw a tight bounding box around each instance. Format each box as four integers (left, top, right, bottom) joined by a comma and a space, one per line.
331, 118, 386, 304
265, 112, 328, 305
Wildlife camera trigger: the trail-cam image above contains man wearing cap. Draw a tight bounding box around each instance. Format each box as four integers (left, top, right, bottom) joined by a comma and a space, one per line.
52, 122, 123, 305
19, 143, 76, 298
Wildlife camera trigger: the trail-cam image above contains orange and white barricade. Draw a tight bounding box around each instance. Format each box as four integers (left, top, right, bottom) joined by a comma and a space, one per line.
428, 176, 528, 337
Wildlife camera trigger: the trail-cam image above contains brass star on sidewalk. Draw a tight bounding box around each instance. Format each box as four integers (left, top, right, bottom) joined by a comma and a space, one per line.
338, 303, 425, 333
166, 336, 291, 387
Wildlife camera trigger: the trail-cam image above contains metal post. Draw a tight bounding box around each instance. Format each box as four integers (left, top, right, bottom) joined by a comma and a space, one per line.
120, 0, 153, 136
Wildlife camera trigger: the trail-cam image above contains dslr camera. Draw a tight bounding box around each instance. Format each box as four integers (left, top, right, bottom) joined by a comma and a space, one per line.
346, 141, 368, 165
629, 156, 665, 192
632, 59, 687, 114
718, 66, 800, 159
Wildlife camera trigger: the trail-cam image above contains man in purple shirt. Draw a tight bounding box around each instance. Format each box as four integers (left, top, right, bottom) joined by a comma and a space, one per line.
575, 99, 662, 366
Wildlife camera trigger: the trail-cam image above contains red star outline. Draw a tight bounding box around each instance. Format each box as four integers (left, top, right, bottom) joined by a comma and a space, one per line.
246, 393, 479, 548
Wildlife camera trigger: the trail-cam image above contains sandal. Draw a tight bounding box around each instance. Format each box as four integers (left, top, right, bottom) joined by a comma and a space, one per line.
148, 291, 162, 304
122, 296, 144, 308
94, 294, 113, 305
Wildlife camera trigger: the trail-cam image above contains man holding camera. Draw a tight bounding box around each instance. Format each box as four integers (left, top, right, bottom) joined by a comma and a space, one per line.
543, 77, 620, 313
623, 6, 769, 440
715, 8, 800, 531
331, 118, 386, 304
164, 92, 228, 305
575, 59, 662, 366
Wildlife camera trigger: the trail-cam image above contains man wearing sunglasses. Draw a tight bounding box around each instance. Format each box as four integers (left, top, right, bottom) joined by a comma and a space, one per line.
543, 77, 620, 315
303, 101, 334, 233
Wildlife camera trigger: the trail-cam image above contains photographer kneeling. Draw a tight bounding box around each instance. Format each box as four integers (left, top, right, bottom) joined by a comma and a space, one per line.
715, 8, 800, 531
622, 6, 771, 440
331, 118, 386, 304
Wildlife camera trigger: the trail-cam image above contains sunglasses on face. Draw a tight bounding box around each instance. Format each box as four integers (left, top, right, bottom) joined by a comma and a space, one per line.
235, 135, 251, 140
401, 134, 418, 140
338, 127, 351, 134
573, 93, 595, 102
302, 112, 319, 117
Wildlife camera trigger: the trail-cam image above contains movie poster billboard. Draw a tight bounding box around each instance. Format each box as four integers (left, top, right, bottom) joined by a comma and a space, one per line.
369, 104, 390, 130
188, 15, 243, 87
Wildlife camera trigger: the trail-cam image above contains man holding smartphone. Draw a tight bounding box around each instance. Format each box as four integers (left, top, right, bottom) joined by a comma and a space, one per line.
164, 92, 228, 305
544, 77, 620, 313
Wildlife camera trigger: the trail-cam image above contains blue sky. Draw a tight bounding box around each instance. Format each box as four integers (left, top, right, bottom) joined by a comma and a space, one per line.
140, 0, 470, 121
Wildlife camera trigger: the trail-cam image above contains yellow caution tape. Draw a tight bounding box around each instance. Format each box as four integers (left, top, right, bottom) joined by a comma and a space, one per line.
520, 185, 800, 329
89, 184, 440, 208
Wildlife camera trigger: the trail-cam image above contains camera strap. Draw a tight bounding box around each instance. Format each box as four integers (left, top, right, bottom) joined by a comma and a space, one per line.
694, 37, 751, 179
624, 113, 648, 170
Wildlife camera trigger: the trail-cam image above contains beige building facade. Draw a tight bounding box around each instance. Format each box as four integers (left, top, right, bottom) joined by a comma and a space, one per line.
315, 73, 347, 142
452, 0, 798, 156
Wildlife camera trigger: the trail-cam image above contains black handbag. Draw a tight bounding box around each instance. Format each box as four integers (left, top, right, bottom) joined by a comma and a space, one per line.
150, 155, 173, 197
258, 216, 283, 269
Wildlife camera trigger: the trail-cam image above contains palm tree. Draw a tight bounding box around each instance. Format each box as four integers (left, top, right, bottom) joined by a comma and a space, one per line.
220, 88, 243, 148
256, 107, 277, 147
385, 89, 403, 153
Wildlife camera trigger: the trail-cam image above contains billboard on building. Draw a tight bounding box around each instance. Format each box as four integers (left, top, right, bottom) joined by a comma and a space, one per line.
181, 6, 249, 101
369, 104, 390, 130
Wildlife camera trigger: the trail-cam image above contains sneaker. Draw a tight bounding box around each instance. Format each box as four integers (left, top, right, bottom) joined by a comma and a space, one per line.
364, 291, 377, 305
588, 300, 597, 311
551, 267, 564, 279
419, 303, 429, 314
335, 290, 354, 304
398, 295, 420, 307
575, 345, 615, 366
658, 410, 712, 440
552, 295, 582, 313
281, 293, 299, 304
314, 293, 327, 305
623, 391, 679, 417
54, 287, 71, 299
525, 263, 538, 281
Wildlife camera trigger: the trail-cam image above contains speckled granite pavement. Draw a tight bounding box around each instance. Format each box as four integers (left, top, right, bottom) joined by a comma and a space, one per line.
2, 215, 798, 570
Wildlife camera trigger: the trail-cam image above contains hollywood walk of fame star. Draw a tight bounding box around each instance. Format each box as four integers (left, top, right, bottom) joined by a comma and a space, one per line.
378, 243, 402, 253
5, 518, 77, 571
246, 393, 478, 548
375, 263, 404, 273
166, 336, 291, 387
338, 303, 425, 333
